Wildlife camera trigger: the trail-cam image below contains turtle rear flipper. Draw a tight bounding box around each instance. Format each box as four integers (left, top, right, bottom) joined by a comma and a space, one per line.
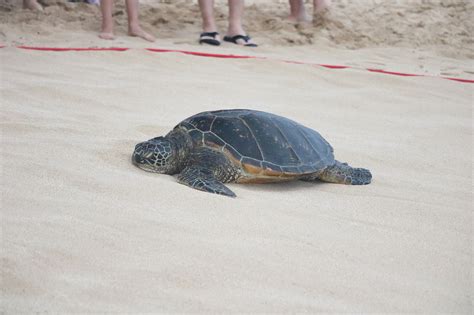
318, 161, 372, 185
177, 166, 236, 197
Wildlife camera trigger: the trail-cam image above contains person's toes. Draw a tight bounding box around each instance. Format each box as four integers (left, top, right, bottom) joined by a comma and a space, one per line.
99, 32, 115, 40
129, 28, 156, 42
141, 32, 156, 42
237, 37, 256, 47
224, 34, 258, 47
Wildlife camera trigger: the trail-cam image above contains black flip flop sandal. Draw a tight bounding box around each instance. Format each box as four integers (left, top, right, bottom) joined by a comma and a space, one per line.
199, 32, 221, 46
223, 35, 258, 47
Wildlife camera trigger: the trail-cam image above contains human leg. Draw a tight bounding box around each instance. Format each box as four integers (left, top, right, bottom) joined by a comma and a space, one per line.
225, 0, 256, 46
126, 0, 156, 42
99, 0, 115, 39
288, 0, 310, 23
198, 0, 218, 33
198, 0, 221, 44
227, 0, 245, 35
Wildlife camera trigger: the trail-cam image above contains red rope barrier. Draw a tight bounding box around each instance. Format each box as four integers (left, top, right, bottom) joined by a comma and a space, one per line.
3, 45, 473, 84
146, 48, 260, 59
367, 68, 423, 77
318, 64, 350, 69
442, 77, 474, 83
17, 46, 129, 51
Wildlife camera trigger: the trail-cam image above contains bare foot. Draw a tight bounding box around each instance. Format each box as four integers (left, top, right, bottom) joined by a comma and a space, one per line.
129, 26, 156, 42
287, 14, 312, 24
314, 0, 331, 14
23, 0, 43, 11
99, 32, 115, 40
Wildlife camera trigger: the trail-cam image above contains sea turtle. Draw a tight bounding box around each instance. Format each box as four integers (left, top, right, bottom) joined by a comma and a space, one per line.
132, 109, 372, 197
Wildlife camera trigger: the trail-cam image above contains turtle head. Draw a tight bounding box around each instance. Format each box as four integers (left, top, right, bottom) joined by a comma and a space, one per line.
132, 136, 179, 174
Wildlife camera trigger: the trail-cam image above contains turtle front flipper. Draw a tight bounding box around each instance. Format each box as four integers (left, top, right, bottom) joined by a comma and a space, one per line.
177, 166, 236, 197
318, 160, 372, 185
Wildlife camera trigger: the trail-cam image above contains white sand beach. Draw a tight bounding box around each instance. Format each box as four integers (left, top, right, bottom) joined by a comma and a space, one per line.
1, 0, 472, 313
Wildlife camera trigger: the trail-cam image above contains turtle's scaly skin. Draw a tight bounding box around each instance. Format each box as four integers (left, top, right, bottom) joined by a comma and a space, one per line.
132, 109, 372, 197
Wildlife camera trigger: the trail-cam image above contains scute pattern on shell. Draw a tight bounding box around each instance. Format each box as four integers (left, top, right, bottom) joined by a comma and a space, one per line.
176, 109, 335, 175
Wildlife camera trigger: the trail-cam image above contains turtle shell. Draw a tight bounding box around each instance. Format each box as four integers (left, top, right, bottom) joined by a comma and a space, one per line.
175, 109, 335, 176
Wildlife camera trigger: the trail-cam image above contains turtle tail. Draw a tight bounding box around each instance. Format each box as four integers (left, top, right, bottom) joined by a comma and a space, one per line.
319, 161, 372, 185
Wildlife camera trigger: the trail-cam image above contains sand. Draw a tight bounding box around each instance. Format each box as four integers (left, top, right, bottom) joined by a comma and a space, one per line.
1, 0, 473, 313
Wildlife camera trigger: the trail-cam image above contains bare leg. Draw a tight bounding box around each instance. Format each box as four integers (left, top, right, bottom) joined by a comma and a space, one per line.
198, 0, 221, 43
126, 0, 156, 42
99, 0, 115, 40
199, 0, 218, 33
289, 0, 298, 17
226, 0, 256, 46
288, 0, 310, 23
227, 0, 244, 35
23, 0, 43, 11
